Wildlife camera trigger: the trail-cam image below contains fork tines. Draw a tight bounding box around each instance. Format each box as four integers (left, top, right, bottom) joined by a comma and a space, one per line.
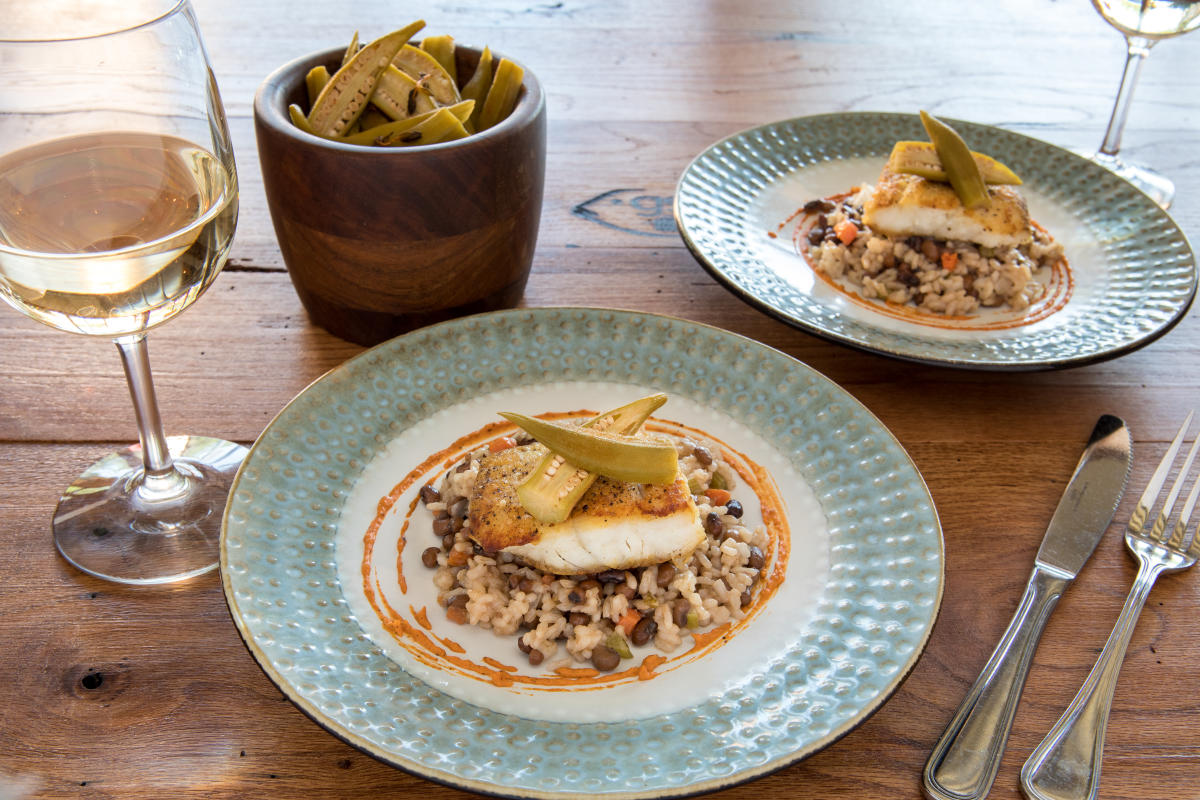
1130, 411, 1200, 557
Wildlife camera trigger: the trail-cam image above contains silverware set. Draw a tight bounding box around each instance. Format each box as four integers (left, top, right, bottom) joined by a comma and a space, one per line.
924, 414, 1199, 800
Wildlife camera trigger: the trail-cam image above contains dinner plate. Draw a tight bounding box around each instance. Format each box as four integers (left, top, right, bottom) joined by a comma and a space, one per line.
221, 307, 943, 798
674, 111, 1197, 370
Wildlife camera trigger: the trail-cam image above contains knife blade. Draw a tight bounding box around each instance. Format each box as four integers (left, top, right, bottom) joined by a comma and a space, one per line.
1036, 414, 1132, 578
923, 414, 1132, 800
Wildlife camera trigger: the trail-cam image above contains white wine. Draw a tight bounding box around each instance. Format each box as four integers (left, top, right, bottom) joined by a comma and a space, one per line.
1093, 0, 1200, 38
0, 131, 237, 336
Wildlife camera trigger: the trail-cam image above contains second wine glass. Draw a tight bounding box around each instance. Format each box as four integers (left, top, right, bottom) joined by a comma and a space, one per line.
0, 0, 246, 584
1086, 0, 1200, 208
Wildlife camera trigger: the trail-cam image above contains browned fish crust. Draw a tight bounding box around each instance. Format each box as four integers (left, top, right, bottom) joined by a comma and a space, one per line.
863, 168, 1031, 245
467, 444, 694, 553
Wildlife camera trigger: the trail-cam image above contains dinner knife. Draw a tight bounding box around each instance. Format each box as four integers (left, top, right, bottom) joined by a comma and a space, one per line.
922, 414, 1131, 800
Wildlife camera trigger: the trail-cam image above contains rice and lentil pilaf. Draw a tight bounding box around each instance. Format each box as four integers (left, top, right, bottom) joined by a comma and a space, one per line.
418, 433, 769, 673
804, 186, 1065, 316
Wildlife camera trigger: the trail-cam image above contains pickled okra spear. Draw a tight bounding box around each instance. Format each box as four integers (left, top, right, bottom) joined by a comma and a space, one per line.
509, 394, 668, 524
477, 57, 523, 131
307, 20, 425, 137
394, 44, 461, 105
461, 46, 493, 131
888, 140, 1022, 185
338, 100, 474, 146
341, 31, 359, 66
288, 104, 318, 136
421, 34, 456, 82
372, 66, 436, 120
500, 410, 679, 485
373, 107, 469, 147
305, 66, 329, 108
919, 110, 991, 208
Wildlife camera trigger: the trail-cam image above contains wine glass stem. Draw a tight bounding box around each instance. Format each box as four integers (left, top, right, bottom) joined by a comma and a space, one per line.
114, 333, 188, 501
1099, 36, 1155, 157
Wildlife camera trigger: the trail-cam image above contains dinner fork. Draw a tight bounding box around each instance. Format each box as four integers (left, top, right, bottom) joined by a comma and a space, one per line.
1020, 412, 1200, 800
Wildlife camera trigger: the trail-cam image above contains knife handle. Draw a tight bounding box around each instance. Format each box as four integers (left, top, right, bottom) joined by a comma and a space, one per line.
923, 564, 1071, 800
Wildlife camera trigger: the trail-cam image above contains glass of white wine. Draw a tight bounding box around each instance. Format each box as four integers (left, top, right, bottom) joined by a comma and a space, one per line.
1088, 0, 1200, 208
0, 0, 246, 584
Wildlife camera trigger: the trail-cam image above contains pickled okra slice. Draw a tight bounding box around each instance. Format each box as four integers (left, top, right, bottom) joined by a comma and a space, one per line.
513, 393, 668, 524
500, 411, 678, 486
341, 31, 359, 66
307, 21, 425, 136
288, 104, 318, 136
887, 141, 1022, 185
477, 57, 523, 131
420, 34, 457, 83
357, 107, 390, 130
919, 110, 991, 208
305, 66, 330, 108
373, 107, 468, 147
461, 47, 493, 132
338, 100, 475, 146
393, 44, 461, 106
371, 66, 438, 120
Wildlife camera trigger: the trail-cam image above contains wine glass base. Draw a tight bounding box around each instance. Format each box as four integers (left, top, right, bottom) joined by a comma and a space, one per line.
53, 435, 247, 585
1077, 150, 1175, 210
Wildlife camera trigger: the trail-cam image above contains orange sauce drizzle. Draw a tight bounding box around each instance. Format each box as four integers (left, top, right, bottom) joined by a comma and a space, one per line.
778, 191, 1073, 331
638, 655, 667, 681
691, 624, 732, 650
412, 606, 431, 630
359, 412, 793, 691
555, 667, 599, 679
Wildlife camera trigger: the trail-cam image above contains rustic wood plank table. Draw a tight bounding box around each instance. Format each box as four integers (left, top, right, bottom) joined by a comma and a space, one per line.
2, 1, 1198, 797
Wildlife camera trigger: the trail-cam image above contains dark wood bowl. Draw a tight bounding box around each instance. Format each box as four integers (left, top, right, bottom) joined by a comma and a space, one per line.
253, 45, 546, 346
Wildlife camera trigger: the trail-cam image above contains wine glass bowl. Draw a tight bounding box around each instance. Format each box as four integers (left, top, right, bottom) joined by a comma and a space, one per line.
0, 0, 246, 584
1085, 0, 1200, 209
1093, 0, 1200, 38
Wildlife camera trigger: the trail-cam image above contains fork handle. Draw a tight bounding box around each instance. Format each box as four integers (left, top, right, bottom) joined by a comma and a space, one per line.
1020, 558, 1165, 800
923, 564, 1071, 800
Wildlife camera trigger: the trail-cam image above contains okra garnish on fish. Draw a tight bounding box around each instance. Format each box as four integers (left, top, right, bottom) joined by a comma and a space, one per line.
502, 405, 678, 485
888, 140, 1022, 186
510, 394, 668, 525
919, 110, 991, 209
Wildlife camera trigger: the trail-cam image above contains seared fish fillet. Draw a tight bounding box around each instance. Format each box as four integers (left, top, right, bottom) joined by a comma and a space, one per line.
862, 168, 1032, 249
467, 444, 705, 574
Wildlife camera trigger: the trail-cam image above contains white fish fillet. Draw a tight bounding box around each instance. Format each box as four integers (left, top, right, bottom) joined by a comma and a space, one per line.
862, 168, 1032, 248
467, 444, 705, 574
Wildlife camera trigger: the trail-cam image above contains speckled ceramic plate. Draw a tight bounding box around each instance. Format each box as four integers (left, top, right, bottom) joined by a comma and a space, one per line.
675, 112, 1196, 370
220, 307, 943, 799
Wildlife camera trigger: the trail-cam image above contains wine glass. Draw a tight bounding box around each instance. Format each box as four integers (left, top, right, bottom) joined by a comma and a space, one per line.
0, 0, 246, 584
1087, 0, 1200, 208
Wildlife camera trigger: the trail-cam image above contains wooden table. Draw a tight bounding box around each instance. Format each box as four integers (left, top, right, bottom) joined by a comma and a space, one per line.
2, 1, 1198, 797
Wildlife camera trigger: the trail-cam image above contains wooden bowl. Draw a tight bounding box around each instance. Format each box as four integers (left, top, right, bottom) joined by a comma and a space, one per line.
254, 45, 546, 345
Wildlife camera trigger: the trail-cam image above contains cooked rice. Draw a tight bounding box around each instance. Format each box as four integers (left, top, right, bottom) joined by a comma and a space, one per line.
423, 435, 769, 670
807, 186, 1064, 316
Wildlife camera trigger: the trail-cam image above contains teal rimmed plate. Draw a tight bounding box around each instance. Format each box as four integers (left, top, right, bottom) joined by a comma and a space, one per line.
674, 112, 1196, 370
221, 307, 943, 798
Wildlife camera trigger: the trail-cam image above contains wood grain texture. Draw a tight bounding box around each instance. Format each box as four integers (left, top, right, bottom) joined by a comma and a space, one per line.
1, 0, 1199, 797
